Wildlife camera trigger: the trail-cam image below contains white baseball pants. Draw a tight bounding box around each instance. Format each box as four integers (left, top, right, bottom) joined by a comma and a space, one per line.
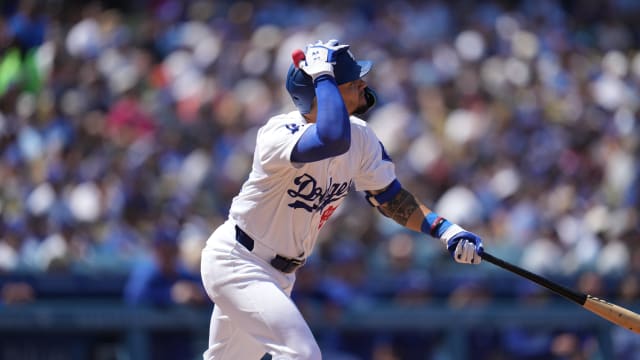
200, 220, 321, 360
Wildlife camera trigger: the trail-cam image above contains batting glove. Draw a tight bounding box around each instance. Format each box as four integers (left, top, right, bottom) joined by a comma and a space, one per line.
440, 225, 484, 264
301, 39, 349, 81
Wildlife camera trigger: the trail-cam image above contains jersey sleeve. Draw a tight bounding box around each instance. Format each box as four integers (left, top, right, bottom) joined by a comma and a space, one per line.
256, 115, 312, 171
352, 123, 397, 192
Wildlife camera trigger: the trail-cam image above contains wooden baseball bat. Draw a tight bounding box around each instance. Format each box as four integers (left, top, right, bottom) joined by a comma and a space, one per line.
480, 251, 640, 333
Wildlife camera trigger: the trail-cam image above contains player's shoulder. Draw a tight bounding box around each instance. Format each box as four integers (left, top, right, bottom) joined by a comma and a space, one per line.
259, 111, 306, 133
269, 111, 305, 124
349, 115, 369, 128
349, 115, 377, 139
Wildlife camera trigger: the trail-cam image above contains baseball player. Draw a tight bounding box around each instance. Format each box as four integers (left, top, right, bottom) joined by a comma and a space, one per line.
200, 39, 484, 360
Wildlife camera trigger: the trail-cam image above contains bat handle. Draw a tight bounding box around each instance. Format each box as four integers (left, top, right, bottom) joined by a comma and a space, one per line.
480, 250, 587, 305
291, 49, 305, 69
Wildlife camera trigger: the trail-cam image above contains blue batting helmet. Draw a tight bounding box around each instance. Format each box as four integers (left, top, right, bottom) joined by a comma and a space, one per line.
285, 42, 373, 114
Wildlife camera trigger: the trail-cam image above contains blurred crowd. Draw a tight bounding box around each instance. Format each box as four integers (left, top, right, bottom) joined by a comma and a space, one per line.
1, 0, 640, 358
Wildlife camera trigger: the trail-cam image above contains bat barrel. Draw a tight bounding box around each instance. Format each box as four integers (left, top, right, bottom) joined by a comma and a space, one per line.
584, 295, 640, 334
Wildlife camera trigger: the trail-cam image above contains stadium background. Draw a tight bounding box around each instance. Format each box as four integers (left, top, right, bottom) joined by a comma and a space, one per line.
1, 0, 640, 359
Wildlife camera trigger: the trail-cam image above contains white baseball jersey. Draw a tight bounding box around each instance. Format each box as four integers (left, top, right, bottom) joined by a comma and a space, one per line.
228, 110, 396, 260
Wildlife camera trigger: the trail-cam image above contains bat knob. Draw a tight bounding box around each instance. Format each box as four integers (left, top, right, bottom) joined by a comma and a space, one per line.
291, 49, 305, 69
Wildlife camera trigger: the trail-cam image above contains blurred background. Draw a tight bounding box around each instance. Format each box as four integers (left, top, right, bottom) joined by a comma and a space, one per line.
1, 0, 640, 359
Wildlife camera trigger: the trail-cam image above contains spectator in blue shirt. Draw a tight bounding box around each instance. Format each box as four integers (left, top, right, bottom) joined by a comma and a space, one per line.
124, 225, 206, 307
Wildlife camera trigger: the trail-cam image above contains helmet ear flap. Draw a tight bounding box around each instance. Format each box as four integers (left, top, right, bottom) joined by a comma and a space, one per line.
354, 87, 377, 115
285, 64, 315, 114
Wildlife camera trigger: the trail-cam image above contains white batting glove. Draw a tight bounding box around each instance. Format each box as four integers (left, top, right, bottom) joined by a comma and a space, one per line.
301, 39, 349, 81
440, 224, 484, 265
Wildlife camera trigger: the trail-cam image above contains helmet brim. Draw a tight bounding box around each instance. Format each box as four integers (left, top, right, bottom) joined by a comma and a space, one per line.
358, 60, 372, 78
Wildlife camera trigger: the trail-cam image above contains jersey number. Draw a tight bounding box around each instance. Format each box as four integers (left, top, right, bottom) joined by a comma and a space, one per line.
285, 124, 300, 134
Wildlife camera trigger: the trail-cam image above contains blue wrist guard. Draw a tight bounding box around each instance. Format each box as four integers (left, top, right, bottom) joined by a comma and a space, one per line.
421, 212, 452, 238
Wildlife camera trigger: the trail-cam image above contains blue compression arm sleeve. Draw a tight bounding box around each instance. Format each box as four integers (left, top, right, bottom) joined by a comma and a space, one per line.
291, 75, 350, 163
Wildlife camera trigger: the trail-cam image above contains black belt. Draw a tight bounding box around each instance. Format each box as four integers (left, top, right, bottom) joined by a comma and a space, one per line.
235, 226, 305, 273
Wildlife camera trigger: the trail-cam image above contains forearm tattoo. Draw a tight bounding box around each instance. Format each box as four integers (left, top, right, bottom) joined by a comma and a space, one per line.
379, 188, 419, 226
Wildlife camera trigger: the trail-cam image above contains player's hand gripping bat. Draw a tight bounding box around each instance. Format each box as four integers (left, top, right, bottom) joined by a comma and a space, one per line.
481, 251, 640, 333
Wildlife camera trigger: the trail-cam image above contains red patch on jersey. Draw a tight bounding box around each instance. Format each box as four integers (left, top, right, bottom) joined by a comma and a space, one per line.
318, 205, 337, 229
